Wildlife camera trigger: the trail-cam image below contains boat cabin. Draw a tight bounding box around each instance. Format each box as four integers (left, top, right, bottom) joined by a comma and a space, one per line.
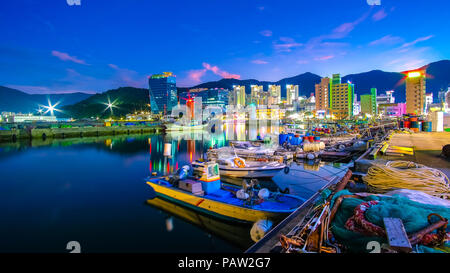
192, 161, 222, 194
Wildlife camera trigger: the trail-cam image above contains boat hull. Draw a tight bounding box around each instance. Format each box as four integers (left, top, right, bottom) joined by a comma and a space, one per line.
218, 167, 284, 178
165, 124, 206, 131
146, 181, 292, 223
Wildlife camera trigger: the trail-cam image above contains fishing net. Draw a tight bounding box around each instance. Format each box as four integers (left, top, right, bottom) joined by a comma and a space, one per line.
319, 189, 450, 253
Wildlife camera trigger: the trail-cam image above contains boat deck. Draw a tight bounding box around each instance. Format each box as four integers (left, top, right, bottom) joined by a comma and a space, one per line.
150, 178, 304, 212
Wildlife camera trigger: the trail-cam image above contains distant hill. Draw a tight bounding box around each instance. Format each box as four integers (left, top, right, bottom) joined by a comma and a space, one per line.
180, 72, 321, 98
0, 86, 92, 114
180, 60, 450, 103
4, 60, 450, 118
62, 87, 150, 118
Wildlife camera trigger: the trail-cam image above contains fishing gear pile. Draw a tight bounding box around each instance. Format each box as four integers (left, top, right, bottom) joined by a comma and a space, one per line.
362, 161, 450, 199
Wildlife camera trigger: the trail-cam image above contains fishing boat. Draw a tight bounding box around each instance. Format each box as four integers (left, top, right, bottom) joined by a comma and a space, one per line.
207, 141, 276, 160
146, 162, 304, 223
165, 122, 207, 132
194, 157, 286, 178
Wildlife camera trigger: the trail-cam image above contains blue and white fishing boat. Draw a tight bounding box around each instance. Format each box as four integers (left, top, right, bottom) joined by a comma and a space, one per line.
146, 162, 304, 223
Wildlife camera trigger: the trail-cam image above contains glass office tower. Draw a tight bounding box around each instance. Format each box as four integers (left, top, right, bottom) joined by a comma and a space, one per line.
148, 72, 178, 115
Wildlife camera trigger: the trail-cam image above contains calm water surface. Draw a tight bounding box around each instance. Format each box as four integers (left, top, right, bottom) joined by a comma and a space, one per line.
0, 128, 349, 253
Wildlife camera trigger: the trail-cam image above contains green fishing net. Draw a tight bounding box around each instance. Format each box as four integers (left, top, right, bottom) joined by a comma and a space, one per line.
319, 189, 450, 253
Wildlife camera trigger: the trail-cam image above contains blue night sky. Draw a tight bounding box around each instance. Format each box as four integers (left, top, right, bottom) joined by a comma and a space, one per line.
0, 0, 448, 94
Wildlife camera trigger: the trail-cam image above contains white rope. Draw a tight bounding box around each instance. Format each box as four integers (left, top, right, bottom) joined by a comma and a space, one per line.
362, 160, 450, 199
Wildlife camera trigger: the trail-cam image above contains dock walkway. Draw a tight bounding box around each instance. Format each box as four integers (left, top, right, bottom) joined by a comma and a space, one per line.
381, 131, 450, 178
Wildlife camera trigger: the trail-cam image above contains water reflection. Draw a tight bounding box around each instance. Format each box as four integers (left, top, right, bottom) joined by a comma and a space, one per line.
146, 197, 254, 249
0, 123, 349, 252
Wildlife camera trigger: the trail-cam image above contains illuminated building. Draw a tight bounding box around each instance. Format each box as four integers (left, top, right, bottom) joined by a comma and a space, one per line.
298, 94, 315, 113
353, 95, 360, 116
376, 90, 395, 104
229, 85, 246, 107
378, 103, 406, 117
268, 85, 281, 105
148, 72, 178, 115
405, 71, 426, 115
425, 93, 433, 113
329, 74, 354, 119
179, 88, 229, 110
286, 84, 299, 105
360, 88, 377, 116
315, 77, 330, 111
446, 88, 450, 111
250, 85, 263, 105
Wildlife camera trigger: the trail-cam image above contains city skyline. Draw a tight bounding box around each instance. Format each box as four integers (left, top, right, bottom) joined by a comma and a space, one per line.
0, 0, 448, 94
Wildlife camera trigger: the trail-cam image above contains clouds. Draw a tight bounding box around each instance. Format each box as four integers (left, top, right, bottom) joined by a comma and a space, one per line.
372, 9, 387, 21
314, 55, 335, 61
400, 35, 434, 49
51, 50, 88, 65
251, 59, 268, 64
369, 35, 403, 46
273, 37, 303, 52
183, 62, 241, 86
259, 30, 272, 37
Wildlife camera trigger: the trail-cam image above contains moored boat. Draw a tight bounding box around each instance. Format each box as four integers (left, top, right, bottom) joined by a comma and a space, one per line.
146, 162, 304, 223
165, 122, 207, 131
194, 157, 286, 178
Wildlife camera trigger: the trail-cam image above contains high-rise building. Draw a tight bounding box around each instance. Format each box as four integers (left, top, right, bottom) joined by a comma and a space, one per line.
148, 72, 177, 115
425, 93, 433, 113
353, 95, 360, 116
329, 74, 354, 119
286, 84, 299, 105
250, 85, 263, 105
178, 88, 229, 110
268, 85, 281, 105
315, 77, 330, 112
360, 90, 377, 117
445, 88, 450, 110
405, 71, 426, 115
229, 85, 246, 107
438, 89, 447, 104
376, 90, 395, 104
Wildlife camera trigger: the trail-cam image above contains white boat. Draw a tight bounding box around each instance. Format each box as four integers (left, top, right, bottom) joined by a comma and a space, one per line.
207, 141, 275, 159
165, 122, 207, 131
193, 157, 285, 178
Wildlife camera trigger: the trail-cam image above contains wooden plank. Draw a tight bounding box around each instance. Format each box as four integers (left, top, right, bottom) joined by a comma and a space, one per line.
383, 218, 412, 253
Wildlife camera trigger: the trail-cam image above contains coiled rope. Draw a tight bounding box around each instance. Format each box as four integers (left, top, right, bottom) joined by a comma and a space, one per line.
362, 160, 450, 199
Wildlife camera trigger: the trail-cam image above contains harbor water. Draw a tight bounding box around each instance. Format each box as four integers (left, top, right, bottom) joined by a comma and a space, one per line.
0, 126, 349, 253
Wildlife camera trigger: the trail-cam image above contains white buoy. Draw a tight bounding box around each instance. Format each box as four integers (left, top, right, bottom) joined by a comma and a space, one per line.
307, 153, 315, 160
163, 143, 172, 157
319, 141, 325, 150
236, 189, 249, 200
250, 219, 273, 242
258, 188, 270, 199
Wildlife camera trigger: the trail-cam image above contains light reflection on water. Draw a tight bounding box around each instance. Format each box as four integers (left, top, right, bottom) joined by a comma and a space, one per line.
0, 125, 349, 253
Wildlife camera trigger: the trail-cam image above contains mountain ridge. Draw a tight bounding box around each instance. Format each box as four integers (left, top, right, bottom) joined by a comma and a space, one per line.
2, 60, 449, 116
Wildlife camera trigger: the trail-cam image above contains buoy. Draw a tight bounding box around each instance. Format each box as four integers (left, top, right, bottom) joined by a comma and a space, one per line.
319, 142, 325, 150
307, 153, 315, 160
250, 219, 273, 242
258, 188, 270, 199
236, 189, 249, 200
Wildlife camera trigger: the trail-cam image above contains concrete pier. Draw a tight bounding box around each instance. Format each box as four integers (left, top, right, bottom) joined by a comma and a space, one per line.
0, 125, 164, 142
